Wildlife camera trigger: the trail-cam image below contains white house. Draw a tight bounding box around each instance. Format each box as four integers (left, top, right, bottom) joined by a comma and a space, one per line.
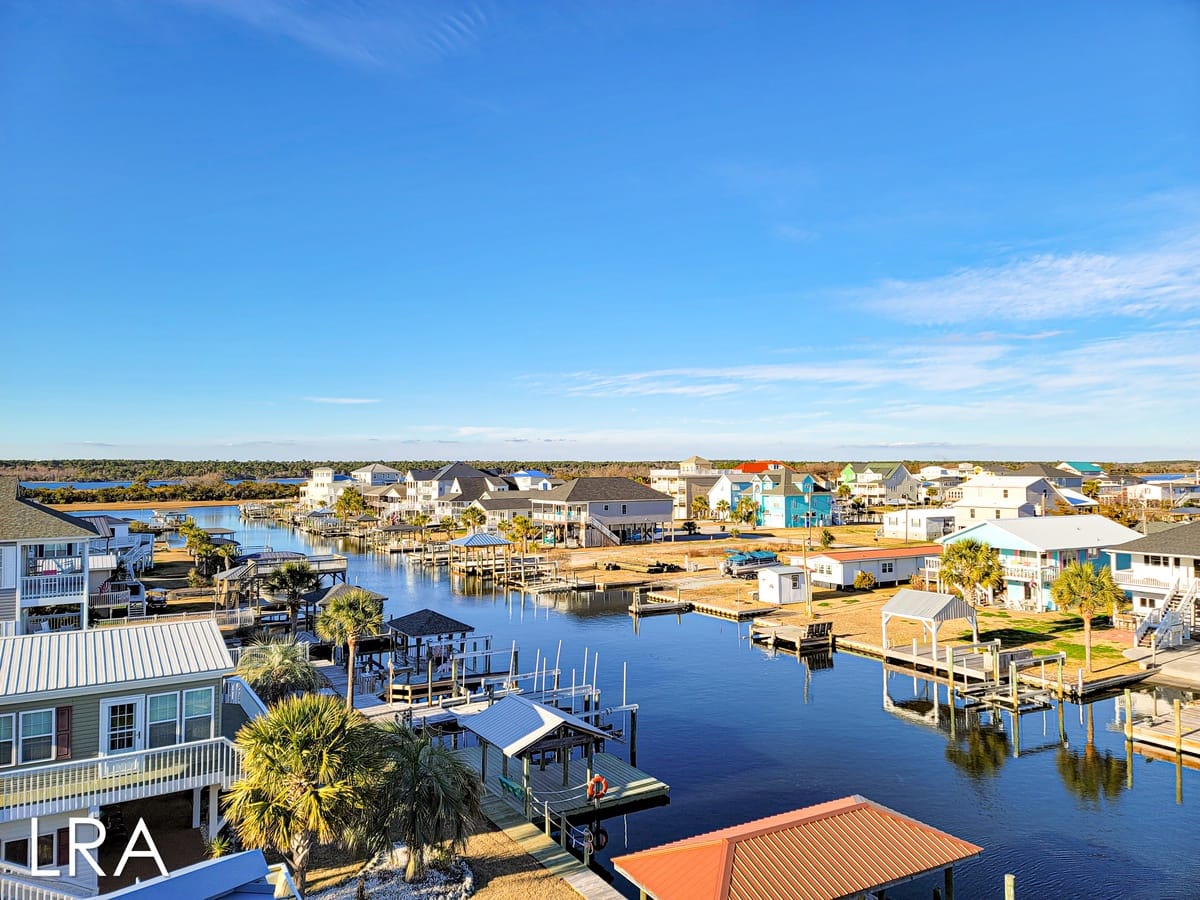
400, 462, 496, 516
650, 456, 725, 519
1106, 521, 1200, 638
471, 493, 538, 531
880, 509, 958, 541
1127, 475, 1200, 508
506, 469, 556, 491
798, 545, 941, 589
531, 478, 673, 547
351, 463, 401, 488
1, 477, 99, 636
839, 463, 921, 505
707, 473, 756, 520
952, 475, 1063, 523
298, 467, 354, 510
756, 565, 807, 605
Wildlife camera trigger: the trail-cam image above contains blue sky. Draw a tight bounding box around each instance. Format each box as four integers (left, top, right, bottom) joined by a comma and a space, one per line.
2, 1, 1198, 462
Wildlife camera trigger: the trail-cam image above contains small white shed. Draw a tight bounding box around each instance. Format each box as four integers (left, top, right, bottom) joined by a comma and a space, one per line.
757, 565, 808, 605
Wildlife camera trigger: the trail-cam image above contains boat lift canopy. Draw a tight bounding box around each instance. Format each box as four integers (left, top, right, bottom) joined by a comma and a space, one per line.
881, 588, 979, 662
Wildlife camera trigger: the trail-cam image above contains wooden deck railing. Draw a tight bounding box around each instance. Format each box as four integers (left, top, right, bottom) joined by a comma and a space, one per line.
0, 738, 243, 824
20, 574, 85, 601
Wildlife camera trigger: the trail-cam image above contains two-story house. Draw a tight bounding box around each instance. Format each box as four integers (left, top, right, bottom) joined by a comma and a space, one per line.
531, 478, 672, 547
1012, 463, 1084, 492
649, 456, 725, 520
931, 515, 1140, 612
0, 620, 264, 898
838, 463, 919, 505
753, 471, 834, 529
505, 470, 556, 492
1, 478, 100, 637
951, 475, 1064, 523
298, 467, 354, 511
400, 463, 496, 517
706, 474, 756, 520
350, 463, 401, 489
433, 475, 513, 520
1106, 521, 1200, 640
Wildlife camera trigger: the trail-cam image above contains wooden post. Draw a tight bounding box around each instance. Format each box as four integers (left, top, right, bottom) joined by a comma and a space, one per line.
1175, 699, 1183, 755
428, 658, 434, 706
1010, 662, 1018, 707
544, 800, 551, 837
945, 646, 954, 688
944, 866, 955, 900
1004, 873, 1015, 900
387, 658, 394, 704
630, 708, 638, 768
1124, 690, 1133, 741
1056, 657, 1064, 701
523, 756, 532, 819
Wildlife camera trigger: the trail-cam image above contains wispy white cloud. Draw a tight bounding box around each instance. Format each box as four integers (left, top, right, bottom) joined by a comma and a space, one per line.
306, 396, 380, 405
861, 234, 1200, 322
774, 224, 818, 243
169, 0, 491, 67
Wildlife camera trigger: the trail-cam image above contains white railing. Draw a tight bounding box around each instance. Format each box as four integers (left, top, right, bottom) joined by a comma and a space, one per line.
93, 608, 257, 630
0, 868, 87, 900
222, 675, 269, 720
0, 738, 242, 824
1111, 570, 1176, 591
88, 589, 131, 610
22, 613, 82, 634
86, 552, 118, 571
1001, 563, 1059, 582
19, 575, 85, 602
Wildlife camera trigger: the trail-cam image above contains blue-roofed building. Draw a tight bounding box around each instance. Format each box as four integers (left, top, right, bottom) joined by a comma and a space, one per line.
1057, 461, 1106, 478
507, 469, 555, 491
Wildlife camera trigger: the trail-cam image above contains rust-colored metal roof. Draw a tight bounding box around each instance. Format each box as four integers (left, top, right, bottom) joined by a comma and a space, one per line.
612, 795, 982, 900
808, 544, 943, 563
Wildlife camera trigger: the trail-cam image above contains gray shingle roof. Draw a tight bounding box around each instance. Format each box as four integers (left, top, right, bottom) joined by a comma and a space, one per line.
536, 477, 671, 503
0, 477, 98, 541
1109, 520, 1200, 556
386, 608, 475, 637
475, 496, 535, 511
1014, 463, 1074, 479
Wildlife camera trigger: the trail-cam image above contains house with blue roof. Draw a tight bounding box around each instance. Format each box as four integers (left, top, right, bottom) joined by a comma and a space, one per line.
507, 469, 555, 491
1057, 461, 1106, 478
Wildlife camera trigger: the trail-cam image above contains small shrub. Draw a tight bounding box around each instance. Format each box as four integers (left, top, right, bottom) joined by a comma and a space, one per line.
186, 567, 209, 588
909, 574, 927, 591
853, 571, 877, 590
820, 528, 834, 549
729, 528, 741, 538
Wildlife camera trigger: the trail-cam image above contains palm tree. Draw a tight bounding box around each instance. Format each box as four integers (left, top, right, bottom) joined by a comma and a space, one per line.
216, 542, 241, 572
264, 560, 319, 636
939, 539, 1003, 609
836, 483, 852, 501
1051, 561, 1126, 672
714, 499, 730, 521
439, 516, 456, 541
235, 637, 321, 705
508, 515, 537, 555
411, 513, 431, 543
315, 588, 384, 711
335, 487, 366, 521
225, 693, 384, 896
356, 723, 481, 883
460, 506, 486, 534
735, 496, 758, 530
691, 495, 710, 520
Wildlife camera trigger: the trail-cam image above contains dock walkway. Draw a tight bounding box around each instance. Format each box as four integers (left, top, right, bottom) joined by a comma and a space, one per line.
478, 796, 624, 899
1131, 702, 1200, 757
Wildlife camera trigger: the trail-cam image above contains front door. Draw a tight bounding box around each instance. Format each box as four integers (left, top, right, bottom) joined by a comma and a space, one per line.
100, 697, 144, 756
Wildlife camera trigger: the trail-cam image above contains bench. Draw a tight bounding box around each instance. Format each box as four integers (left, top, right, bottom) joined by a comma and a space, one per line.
498, 775, 525, 803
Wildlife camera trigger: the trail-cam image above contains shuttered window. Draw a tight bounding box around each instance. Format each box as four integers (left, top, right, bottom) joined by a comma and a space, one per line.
55, 706, 72, 760
0, 714, 13, 768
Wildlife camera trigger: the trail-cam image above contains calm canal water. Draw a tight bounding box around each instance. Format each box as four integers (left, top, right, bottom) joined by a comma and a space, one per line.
113, 506, 1200, 899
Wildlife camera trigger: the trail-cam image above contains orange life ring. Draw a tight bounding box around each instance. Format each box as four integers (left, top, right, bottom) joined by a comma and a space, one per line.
586, 774, 609, 801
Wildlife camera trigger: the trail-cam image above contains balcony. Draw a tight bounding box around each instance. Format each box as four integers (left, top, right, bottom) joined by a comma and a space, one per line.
1001, 562, 1059, 583
20, 574, 86, 603
0, 738, 243, 824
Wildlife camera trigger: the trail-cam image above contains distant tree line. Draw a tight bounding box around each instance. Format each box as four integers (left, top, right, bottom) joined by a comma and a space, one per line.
23, 475, 299, 505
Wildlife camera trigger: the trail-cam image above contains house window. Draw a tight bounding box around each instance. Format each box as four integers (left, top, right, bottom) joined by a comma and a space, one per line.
621, 504, 628, 515
882, 562, 894, 573
183, 688, 214, 742
37, 834, 53, 868
1002, 489, 1009, 498
995, 510, 1001, 519
19, 710, 54, 764
0, 714, 12, 768
3, 838, 29, 867
148, 692, 180, 748
970, 509, 976, 519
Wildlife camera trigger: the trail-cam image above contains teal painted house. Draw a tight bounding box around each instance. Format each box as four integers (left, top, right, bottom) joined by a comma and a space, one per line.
932, 514, 1140, 612
754, 471, 834, 529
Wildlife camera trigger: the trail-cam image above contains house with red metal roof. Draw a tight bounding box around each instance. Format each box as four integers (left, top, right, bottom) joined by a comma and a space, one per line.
612, 794, 982, 900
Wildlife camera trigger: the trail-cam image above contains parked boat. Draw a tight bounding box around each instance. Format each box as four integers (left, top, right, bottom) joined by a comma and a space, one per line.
721, 549, 778, 578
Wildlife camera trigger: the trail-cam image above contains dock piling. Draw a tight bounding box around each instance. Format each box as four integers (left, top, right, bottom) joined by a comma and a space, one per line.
1124, 690, 1133, 742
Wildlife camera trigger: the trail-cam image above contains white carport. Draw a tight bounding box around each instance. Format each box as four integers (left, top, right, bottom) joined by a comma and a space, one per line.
881, 589, 979, 664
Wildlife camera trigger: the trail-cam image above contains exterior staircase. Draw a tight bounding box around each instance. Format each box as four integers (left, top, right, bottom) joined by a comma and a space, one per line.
587, 517, 621, 547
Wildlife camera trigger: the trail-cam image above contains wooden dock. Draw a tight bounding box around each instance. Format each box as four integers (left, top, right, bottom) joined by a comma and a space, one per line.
645, 591, 762, 621
1130, 701, 1200, 758
750, 620, 833, 651
629, 600, 691, 617
454, 746, 669, 818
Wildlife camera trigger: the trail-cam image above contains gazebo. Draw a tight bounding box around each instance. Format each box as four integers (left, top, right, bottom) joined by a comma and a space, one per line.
462, 694, 613, 818
881, 588, 979, 664
447, 531, 511, 577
